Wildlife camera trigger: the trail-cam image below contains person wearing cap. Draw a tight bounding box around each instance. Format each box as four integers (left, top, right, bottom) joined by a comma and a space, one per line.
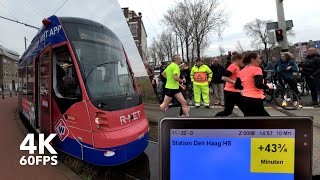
190, 58, 212, 108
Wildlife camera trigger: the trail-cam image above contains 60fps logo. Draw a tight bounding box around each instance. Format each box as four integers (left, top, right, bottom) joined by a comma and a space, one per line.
19, 133, 58, 166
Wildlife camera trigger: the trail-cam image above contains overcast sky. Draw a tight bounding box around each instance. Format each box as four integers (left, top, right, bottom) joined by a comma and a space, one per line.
0, 0, 320, 57
118, 0, 320, 56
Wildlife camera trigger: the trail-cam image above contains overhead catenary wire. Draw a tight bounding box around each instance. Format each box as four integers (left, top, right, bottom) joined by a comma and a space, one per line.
1, 0, 40, 30
53, 0, 69, 15
0, 15, 40, 30
148, 2, 166, 31
145, 15, 159, 38
23, 0, 45, 18
0, 0, 18, 20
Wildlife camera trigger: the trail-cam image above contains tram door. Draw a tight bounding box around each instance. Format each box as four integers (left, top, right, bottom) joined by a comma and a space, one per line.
39, 46, 52, 137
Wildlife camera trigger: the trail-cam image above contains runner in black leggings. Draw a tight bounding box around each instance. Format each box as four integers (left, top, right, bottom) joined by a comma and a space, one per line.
215, 51, 244, 116
235, 52, 274, 116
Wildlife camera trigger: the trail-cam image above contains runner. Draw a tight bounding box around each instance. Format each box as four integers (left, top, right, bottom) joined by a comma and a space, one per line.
235, 52, 274, 116
160, 55, 190, 117
215, 51, 244, 116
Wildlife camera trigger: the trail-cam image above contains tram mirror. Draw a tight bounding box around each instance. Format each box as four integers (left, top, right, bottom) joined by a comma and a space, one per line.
160, 117, 313, 180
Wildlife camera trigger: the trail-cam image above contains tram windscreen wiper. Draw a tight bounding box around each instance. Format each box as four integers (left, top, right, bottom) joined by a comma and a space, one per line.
84, 61, 117, 84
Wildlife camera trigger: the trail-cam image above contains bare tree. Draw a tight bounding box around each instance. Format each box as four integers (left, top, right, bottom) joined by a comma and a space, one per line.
148, 45, 157, 65
218, 45, 225, 56
149, 37, 166, 65
244, 19, 271, 61
159, 31, 176, 61
235, 40, 245, 52
244, 19, 294, 62
200, 36, 210, 56
163, 1, 193, 62
188, 0, 229, 59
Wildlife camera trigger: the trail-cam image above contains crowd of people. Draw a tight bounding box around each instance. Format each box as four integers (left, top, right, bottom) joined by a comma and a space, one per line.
144, 47, 320, 117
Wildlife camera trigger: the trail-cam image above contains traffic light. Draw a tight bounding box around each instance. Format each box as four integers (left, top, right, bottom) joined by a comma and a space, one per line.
275, 29, 283, 41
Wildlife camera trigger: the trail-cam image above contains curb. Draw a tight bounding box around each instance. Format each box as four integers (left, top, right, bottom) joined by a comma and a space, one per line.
15, 108, 80, 180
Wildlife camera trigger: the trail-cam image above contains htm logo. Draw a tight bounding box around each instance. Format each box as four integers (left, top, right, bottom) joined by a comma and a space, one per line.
54, 119, 69, 141
58, 125, 65, 135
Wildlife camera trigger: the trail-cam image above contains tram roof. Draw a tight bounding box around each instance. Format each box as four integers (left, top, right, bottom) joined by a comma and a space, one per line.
19, 15, 118, 67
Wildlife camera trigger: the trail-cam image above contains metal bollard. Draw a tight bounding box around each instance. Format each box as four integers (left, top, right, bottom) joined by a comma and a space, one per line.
15, 91, 17, 96
10, 91, 12, 97
2, 92, 4, 99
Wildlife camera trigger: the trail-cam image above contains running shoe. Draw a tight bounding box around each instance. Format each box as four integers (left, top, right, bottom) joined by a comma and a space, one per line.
282, 101, 287, 107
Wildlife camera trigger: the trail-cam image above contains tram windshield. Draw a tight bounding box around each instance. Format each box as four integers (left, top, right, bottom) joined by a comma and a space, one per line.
62, 21, 136, 100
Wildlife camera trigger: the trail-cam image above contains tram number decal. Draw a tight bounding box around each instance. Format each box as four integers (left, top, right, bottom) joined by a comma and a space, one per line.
19, 134, 58, 166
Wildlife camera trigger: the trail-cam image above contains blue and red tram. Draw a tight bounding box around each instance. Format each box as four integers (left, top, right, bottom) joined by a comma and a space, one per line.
18, 15, 149, 166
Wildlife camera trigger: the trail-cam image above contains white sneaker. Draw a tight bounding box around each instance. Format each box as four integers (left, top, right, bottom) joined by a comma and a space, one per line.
179, 114, 189, 117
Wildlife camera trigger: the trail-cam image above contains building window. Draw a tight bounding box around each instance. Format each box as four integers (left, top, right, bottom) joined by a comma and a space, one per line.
8, 61, 11, 67
129, 13, 132, 19
4, 82, 8, 89
15, 71, 18, 78
3, 59, 7, 66
3, 71, 9, 77
15, 62, 18, 68
129, 23, 138, 37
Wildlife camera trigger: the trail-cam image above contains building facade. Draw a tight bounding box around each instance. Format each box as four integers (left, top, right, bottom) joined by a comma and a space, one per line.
0, 45, 19, 91
294, 40, 320, 62
122, 7, 148, 62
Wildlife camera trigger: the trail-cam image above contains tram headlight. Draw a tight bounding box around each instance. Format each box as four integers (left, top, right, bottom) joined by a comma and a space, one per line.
95, 117, 99, 124
94, 112, 108, 128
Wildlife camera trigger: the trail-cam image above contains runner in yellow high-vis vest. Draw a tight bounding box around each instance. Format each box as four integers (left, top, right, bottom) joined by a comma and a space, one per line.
190, 58, 213, 108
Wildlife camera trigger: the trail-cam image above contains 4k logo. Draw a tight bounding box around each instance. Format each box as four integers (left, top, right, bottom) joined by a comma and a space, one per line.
54, 119, 69, 141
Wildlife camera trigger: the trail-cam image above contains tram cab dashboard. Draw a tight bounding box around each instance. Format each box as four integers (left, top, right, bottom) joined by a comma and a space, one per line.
160, 117, 313, 180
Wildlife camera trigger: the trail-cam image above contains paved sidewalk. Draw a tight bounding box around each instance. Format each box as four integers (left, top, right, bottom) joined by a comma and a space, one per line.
0, 96, 79, 180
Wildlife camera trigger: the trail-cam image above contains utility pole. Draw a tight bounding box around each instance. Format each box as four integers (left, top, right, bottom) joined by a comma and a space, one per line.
275, 0, 289, 52
24, 37, 27, 50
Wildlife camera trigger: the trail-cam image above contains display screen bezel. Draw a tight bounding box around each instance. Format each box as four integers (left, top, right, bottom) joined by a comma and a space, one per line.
160, 117, 313, 180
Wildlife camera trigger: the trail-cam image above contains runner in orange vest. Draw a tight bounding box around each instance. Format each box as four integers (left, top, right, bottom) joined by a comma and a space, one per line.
190, 58, 212, 108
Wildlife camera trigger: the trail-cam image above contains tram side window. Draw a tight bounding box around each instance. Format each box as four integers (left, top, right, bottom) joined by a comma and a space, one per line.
20, 67, 27, 97
27, 65, 34, 101
53, 45, 81, 99
18, 68, 23, 94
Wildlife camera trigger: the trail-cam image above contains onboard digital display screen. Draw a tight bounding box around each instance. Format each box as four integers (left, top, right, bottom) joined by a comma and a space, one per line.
170, 129, 295, 180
